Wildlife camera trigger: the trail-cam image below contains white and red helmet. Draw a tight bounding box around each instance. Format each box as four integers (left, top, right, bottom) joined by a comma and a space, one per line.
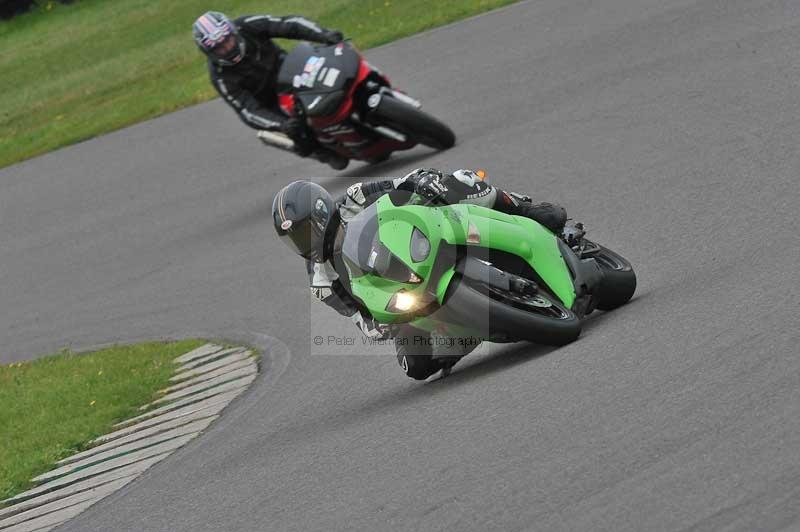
193, 11, 246, 66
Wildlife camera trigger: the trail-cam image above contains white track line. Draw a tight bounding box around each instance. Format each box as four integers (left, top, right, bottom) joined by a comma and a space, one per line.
125, 375, 255, 423
98, 389, 241, 442
0, 477, 132, 530
161, 358, 254, 393
173, 344, 223, 364
0, 344, 258, 531
176, 347, 244, 372
51, 416, 216, 471
148, 365, 257, 407
170, 350, 252, 382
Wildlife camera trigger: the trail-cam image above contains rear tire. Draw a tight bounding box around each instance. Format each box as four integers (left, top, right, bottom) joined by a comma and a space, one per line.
369, 96, 456, 150
590, 243, 637, 311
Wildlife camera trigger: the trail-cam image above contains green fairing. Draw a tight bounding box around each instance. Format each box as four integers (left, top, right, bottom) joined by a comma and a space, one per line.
346, 195, 576, 326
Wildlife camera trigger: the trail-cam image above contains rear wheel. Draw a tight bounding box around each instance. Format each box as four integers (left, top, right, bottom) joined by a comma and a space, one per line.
368, 95, 456, 150
587, 242, 637, 311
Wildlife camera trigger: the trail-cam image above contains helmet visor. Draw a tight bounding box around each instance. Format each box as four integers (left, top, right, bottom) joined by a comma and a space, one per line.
277, 217, 326, 262
210, 34, 242, 63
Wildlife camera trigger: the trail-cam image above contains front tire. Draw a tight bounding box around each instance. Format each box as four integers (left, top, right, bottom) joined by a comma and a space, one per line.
368, 95, 456, 150
440, 276, 582, 346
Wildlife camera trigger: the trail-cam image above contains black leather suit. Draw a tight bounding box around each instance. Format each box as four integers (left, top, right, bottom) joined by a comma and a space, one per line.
207, 15, 338, 132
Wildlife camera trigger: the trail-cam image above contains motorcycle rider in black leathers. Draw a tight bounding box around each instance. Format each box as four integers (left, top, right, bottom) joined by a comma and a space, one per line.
273, 168, 582, 381
192, 11, 349, 169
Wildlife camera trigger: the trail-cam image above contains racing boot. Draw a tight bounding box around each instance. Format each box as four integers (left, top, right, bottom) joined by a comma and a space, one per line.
424, 334, 480, 382
367, 153, 391, 165
425, 358, 457, 382
256, 129, 348, 170
515, 201, 568, 234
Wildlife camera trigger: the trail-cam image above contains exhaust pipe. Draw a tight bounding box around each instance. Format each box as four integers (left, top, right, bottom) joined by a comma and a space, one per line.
257, 130, 295, 151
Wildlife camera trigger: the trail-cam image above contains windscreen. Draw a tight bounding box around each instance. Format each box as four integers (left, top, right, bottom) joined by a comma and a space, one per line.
341, 203, 419, 283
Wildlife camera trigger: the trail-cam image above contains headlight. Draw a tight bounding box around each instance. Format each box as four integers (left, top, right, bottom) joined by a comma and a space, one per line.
410, 227, 430, 262
386, 290, 418, 312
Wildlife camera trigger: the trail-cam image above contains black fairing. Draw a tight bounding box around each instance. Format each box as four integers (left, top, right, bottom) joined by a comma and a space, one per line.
297, 91, 345, 117
276, 42, 361, 117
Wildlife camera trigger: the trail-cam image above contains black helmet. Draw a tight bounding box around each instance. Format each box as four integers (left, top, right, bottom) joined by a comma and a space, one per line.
193, 11, 246, 66
273, 181, 336, 262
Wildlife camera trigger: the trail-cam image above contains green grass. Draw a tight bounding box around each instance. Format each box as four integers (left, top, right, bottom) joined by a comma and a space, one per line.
0, 0, 518, 169
0, 339, 205, 502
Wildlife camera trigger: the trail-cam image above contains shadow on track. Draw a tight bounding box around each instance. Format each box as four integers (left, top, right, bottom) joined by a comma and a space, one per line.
281, 296, 652, 440
327, 148, 442, 182
578, 293, 649, 332
232, 296, 653, 463
434, 342, 560, 386
250, 341, 560, 451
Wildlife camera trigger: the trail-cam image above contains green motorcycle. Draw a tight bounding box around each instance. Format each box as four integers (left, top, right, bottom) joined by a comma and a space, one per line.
336, 193, 636, 348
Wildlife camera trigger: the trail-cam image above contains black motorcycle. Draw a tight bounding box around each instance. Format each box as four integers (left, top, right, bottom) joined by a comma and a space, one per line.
256, 41, 456, 167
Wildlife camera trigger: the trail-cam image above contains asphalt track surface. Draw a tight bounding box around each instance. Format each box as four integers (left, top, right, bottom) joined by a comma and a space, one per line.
2, 0, 800, 530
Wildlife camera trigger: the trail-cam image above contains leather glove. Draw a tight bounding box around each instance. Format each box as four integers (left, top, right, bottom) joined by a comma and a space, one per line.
414, 169, 449, 205
393, 167, 428, 191
322, 30, 344, 44
351, 312, 390, 340
282, 117, 315, 156
508, 191, 532, 203
282, 116, 308, 139
561, 221, 585, 246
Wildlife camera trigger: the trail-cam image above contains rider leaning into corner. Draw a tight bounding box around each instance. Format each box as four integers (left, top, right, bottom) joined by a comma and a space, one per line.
273, 168, 586, 381
192, 11, 350, 169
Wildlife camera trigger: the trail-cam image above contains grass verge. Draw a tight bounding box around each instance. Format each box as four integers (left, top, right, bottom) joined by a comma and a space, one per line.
0, 0, 518, 169
0, 339, 205, 502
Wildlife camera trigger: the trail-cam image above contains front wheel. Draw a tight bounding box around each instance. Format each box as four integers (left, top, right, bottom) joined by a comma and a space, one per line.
368, 95, 456, 150
440, 276, 582, 346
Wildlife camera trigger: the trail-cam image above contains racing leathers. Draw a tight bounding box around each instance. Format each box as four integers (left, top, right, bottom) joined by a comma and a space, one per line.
307, 168, 569, 380
206, 15, 341, 154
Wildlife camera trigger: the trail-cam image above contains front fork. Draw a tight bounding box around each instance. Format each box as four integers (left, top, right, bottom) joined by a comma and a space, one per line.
556, 239, 604, 317
374, 85, 422, 109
